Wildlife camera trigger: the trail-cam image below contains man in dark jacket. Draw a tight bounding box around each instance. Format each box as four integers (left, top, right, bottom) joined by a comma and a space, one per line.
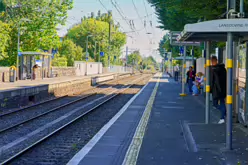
210, 56, 227, 124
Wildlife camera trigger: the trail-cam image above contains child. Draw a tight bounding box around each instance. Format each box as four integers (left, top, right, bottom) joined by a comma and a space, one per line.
192, 72, 204, 96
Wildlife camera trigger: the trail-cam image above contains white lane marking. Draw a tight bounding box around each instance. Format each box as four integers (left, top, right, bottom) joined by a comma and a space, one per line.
66, 78, 151, 165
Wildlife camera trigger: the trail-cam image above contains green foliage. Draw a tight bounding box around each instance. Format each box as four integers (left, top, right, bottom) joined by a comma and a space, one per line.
142, 56, 158, 70
127, 51, 142, 65
0, 20, 11, 66
0, 0, 73, 66
67, 11, 126, 66
52, 54, 68, 67
59, 39, 83, 66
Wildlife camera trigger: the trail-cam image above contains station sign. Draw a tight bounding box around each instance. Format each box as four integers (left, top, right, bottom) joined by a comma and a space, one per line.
170, 31, 201, 46
18, 51, 22, 56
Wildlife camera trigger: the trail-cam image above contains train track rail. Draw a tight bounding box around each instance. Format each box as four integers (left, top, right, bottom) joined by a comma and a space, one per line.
0, 74, 151, 164
0, 75, 139, 132
0, 74, 132, 118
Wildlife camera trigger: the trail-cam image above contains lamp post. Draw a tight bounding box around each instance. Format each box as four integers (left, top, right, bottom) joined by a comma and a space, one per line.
17, 18, 32, 81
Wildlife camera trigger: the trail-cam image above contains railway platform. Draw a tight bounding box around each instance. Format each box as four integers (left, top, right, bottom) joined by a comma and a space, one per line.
0, 73, 115, 91
67, 73, 248, 165
0, 73, 131, 110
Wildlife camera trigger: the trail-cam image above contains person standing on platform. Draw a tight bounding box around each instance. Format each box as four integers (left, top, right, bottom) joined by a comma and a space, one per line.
174, 64, 179, 81
210, 56, 227, 124
186, 66, 195, 94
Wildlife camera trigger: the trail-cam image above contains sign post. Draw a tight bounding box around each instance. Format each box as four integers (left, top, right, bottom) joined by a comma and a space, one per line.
170, 31, 201, 97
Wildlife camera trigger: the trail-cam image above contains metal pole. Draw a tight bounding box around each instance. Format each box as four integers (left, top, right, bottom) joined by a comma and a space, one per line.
48, 56, 51, 78
233, 42, 238, 122
192, 46, 194, 69
240, 0, 244, 17
226, 32, 233, 150
180, 46, 186, 96
205, 41, 211, 124
85, 36, 89, 76
98, 42, 100, 62
86, 36, 89, 59
170, 54, 172, 75
41, 55, 44, 79
126, 46, 128, 72
94, 41, 97, 61
17, 23, 20, 81
203, 42, 206, 93
108, 21, 111, 68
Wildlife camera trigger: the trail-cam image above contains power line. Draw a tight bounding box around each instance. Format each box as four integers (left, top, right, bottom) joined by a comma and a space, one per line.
98, 0, 108, 11
132, 0, 151, 41
113, 0, 126, 18
98, 0, 126, 31
131, 0, 143, 25
110, 0, 135, 32
143, 0, 149, 17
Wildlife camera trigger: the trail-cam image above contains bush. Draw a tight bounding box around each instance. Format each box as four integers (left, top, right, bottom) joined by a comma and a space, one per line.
52, 55, 67, 67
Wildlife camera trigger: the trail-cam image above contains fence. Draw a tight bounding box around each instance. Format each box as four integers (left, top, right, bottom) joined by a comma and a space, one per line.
103, 66, 132, 73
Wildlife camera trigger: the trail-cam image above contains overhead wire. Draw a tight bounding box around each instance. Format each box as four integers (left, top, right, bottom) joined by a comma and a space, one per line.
98, 0, 126, 31
131, 0, 151, 41
109, 0, 136, 33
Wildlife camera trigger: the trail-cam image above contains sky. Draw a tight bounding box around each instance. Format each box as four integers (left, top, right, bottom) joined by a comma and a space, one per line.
58, 0, 167, 62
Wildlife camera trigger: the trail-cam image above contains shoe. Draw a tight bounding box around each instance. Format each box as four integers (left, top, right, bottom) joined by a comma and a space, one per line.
218, 119, 225, 124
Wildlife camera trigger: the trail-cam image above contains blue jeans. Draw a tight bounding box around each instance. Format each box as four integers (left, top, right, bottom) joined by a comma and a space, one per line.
192, 85, 199, 94
213, 98, 226, 119
188, 79, 193, 93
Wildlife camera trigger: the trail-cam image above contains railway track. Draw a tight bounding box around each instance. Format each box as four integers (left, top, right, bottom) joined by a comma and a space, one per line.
0, 74, 152, 164
0, 74, 138, 132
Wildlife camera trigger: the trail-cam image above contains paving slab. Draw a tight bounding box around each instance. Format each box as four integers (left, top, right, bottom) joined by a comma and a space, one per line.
137, 77, 248, 165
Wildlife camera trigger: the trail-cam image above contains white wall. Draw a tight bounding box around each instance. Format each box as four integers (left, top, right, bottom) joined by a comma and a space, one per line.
196, 58, 205, 74
74, 61, 103, 76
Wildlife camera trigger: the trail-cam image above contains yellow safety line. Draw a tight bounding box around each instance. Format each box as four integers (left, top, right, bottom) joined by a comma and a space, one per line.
122, 73, 161, 165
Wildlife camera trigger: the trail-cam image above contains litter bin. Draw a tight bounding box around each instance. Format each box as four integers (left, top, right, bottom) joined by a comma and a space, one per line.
9, 66, 16, 82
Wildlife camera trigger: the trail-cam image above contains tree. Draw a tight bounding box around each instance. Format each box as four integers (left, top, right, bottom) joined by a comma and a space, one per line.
52, 54, 68, 67
67, 13, 126, 66
147, 0, 236, 31
59, 39, 83, 66
142, 56, 158, 71
0, 0, 73, 66
0, 20, 11, 66
127, 51, 142, 65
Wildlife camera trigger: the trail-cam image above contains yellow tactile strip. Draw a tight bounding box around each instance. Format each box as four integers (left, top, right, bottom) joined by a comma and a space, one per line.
122, 73, 161, 165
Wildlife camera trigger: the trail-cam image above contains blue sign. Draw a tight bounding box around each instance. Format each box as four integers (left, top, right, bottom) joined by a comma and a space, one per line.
180, 47, 184, 54
86, 57, 88, 61
100, 52, 104, 57
18, 51, 22, 56
191, 49, 194, 56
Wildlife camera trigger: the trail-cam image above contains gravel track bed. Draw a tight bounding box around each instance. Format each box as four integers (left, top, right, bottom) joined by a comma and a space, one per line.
7, 76, 151, 165
0, 84, 113, 132
0, 75, 145, 163
0, 76, 139, 132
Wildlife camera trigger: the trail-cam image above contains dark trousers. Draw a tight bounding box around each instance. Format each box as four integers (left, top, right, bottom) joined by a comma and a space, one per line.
188, 79, 193, 93
213, 98, 226, 119
174, 71, 179, 81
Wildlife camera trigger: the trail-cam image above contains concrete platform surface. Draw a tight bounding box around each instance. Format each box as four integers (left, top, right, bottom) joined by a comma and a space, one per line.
0, 73, 114, 91
67, 73, 248, 165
